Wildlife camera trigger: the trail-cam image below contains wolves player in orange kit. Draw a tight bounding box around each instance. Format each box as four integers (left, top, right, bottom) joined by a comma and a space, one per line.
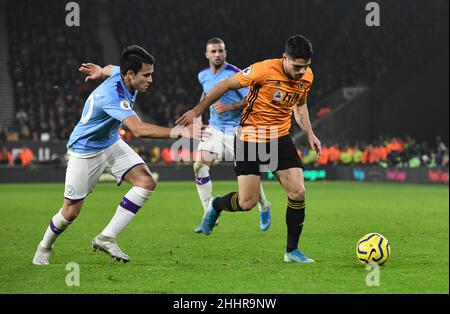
177, 35, 322, 263
193, 38, 272, 234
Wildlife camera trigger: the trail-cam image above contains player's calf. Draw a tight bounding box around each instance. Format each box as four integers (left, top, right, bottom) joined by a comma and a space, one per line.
286, 198, 306, 253
101, 186, 153, 239
193, 161, 213, 210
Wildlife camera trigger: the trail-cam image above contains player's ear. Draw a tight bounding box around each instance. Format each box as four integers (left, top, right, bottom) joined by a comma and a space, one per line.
126, 70, 136, 78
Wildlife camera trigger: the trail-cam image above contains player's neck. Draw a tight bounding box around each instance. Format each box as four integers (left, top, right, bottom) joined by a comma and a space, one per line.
281, 60, 292, 80
210, 62, 226, 74
281, 60, 296, 81
121, 76, 135, 93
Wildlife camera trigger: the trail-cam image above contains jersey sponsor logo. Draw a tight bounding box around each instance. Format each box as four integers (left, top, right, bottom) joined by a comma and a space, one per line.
273, 90, 285, 102
242, 66, 252, 76
271, 91, 301, 109
120, 100, 132, 110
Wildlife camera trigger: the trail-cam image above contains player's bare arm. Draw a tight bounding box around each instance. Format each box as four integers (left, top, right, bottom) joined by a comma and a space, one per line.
176, 76, 242, 126
214, 99, 245, 114
79, 63, 114, 81
294, 102, 322, 157
123, 115, 203, 140
200, 90, 244, 114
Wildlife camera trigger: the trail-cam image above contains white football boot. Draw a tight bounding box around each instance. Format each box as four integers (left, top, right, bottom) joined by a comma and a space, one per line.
92, 234, 130, 263
32, 242, 52, 265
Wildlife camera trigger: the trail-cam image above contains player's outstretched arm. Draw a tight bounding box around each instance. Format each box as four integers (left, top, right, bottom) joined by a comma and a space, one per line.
79, 63, 115, 82
214, 99, 245, 113
123, 115, 204, 140
176, 76, 242, 126
294, 103, 322, 157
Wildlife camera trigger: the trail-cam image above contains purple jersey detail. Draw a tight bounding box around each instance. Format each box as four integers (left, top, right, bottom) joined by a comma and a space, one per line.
116, 81, 127, 99
225, 64, 240, 73
195, 176, 211, 185
49, 219, 61, 235
120, 197, 141, 214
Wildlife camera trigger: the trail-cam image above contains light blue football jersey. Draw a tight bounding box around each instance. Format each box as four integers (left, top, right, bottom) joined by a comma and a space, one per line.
198, 63, 249, 134
67, 66, 137, 154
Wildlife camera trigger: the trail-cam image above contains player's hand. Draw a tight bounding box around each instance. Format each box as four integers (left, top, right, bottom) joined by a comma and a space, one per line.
176, 109, 198, 126
172, 119, 205, 140
191, 122, 208, 141
308, 132, 322, 158
213, 102, 233, 114
79, 63, 102, 82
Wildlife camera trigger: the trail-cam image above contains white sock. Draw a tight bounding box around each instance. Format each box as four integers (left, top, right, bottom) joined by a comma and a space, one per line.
40, 209, 72, 249
194, 162, 212, 214
101, 187, 153, 239
258, 183, 269, 211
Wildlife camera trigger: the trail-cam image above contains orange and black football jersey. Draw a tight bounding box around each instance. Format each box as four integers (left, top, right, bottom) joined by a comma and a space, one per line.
235, 58, 313, 142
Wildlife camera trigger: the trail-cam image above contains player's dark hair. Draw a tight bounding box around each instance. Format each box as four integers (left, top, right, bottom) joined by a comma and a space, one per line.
206, 37, 225, 48
285, 34, 313, 60
120, 45, 155, 75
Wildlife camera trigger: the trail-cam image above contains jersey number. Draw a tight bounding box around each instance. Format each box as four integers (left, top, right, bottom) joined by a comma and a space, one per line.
81, 95, 94, 124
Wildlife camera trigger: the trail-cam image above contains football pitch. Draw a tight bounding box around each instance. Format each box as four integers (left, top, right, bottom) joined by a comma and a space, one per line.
0, 181, 448, 294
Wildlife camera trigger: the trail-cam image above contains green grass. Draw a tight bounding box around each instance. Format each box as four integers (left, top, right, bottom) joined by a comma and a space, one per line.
0, 181, 448, 293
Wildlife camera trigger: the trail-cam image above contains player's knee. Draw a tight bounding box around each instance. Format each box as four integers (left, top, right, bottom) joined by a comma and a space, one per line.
193, 161, 208, 176
62, 205, 81, 222
288, 187, 306, 201
62, 198, 83, 221
193, 161, 209, 178
136, 174, 157, 191
239, 196, 258, 211
66, 211, 79, 221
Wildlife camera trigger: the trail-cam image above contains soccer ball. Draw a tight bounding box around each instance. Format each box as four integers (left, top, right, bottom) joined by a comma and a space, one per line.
356, 233, 391, 265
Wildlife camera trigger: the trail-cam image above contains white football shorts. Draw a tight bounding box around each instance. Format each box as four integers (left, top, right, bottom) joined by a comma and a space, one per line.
64, 139, 147, 200
196, 126, 235, 162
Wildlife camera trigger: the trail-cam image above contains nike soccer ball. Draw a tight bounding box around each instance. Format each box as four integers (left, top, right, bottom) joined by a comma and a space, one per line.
356, 233, 390, 265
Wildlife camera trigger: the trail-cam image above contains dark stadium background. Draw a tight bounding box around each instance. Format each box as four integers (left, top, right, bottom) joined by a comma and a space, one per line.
0, 0, 448, 299
0, 0, 448, 182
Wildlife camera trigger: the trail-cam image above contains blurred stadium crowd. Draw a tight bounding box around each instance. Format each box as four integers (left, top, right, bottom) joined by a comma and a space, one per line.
2, 135, 447, 168
0, 0, 448, 169
5, 0, 102, 141
129, 135, 450, 168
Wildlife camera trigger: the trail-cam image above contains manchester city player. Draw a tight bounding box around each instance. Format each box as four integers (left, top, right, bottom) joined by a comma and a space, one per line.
192, 38, 271, 233
33, 45, 201, 265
